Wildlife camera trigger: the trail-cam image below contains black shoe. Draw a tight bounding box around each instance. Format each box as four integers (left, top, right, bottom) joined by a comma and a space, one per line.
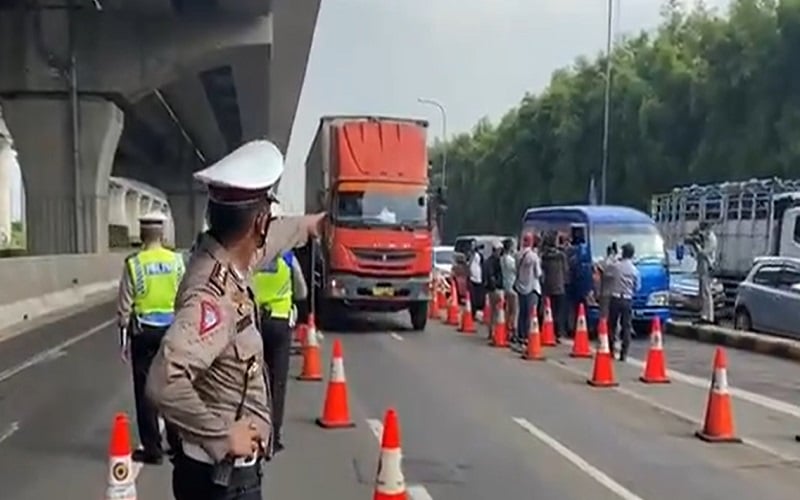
273, 440, 285, 453
132, 449, 164, 465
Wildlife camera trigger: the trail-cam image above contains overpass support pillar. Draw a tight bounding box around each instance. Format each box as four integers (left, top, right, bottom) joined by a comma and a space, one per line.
167, 184, 206, 249
0, 97, 123, 255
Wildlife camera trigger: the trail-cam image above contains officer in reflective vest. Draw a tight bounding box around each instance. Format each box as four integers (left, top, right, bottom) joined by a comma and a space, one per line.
117, 210, 184, 464
252, 203, 308, 452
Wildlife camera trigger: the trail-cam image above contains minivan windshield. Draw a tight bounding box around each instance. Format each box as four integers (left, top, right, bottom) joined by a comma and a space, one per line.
591, 223, 666, 264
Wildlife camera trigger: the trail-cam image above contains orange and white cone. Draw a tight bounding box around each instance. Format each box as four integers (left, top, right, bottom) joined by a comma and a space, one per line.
373, 408, 407, 500
523, 306, 545, 361
640, 317, 670, 384
446, 278, 460, 326
587, 318, 618, 387
490, 294, 508, 348
541, 297, 556, 346
459, 291, 476, 333
570, 303, 592, 358
105, 413, 137, 500
297, 316, 323, 381
316, 339, 356, 428
696, 347, 741, 443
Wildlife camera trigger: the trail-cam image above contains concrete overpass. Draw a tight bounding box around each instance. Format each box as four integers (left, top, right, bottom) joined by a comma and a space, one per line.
0, 0, 320, 254
108, 175, 174, 247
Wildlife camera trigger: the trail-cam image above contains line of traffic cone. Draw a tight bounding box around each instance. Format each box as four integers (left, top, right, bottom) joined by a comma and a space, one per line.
522, 306, 545, 361
587, 317, 618, 387
297, 314, 323, 382
540, 297, 556, 346
696, 347, 741, 443
489, 294, 508, 348
373, 408, 407, 500
458, 290, 476, 334
316, 339, 355, 429
570, 303, 592, 358
640, 317, 670, 384
106, 413, 137, 500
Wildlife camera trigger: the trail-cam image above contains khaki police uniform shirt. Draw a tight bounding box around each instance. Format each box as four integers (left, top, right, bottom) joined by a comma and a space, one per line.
145, 217, 310, 461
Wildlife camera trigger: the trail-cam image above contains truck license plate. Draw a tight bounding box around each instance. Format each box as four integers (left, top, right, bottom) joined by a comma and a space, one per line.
373, 286, 395, 297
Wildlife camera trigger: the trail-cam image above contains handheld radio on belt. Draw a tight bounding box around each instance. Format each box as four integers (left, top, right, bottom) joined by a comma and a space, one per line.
212, 356, 257, 487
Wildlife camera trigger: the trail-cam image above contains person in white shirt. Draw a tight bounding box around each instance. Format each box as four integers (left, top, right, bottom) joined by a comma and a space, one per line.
468, 242, 485, 318
513, 233, 542, 343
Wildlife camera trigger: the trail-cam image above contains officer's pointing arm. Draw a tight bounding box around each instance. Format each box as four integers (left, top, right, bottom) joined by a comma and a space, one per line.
252, 214, 323, 269
146, 290, 233, 458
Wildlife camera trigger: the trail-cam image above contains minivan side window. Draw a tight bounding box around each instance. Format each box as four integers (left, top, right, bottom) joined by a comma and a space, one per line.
751, 264, 783, 287
779, 264, 800, 292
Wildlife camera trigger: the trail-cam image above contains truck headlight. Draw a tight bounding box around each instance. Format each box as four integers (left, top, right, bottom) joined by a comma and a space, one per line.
647, 291, 669, 307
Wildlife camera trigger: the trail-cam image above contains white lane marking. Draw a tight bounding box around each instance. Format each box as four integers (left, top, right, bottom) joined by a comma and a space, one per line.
0, 319, 114, 384
512, 417, 645, 500
364, 418, 435, 500
390, 332, 404, 341
548, 357, 800, 464
560, 338, 800, 420
0, 421, 20, 445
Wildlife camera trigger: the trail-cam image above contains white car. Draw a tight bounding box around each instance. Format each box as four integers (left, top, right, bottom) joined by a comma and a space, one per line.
433, 245, 454, 279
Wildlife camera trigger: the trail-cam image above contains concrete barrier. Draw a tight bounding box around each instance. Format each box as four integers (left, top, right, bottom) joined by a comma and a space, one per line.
0, 252, 126, 333
667, 320, 800, 363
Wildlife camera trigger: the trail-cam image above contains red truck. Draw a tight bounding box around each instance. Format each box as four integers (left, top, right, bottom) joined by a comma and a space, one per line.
301, 115, 433, 331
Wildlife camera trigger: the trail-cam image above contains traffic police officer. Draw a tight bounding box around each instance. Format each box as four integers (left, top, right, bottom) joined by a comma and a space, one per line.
117, 210, 183, 464
252, 201, 309, 452
145, 140, 324, 500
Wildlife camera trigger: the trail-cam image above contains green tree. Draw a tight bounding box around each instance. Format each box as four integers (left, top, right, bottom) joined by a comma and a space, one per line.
433, 0, 800, 242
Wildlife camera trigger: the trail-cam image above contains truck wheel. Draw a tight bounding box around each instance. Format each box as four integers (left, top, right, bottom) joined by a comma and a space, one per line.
409, 302, 428, 331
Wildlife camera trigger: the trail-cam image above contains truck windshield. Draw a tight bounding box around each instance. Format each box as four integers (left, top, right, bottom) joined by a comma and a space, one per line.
335, 190, 427, 229
590, 223, 666, 264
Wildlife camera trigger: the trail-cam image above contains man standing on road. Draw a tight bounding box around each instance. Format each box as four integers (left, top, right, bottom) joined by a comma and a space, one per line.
117, 211, 183, 465
468, 242, 485, 319
146, 140, 324, 500
607, 243, 641, 362
696, 221, 718, 324
484, 240, 505, 339
540, 232, 569, 343
500, 238, 518, 339
252, 203, 309, 453
513, 233, 542, 345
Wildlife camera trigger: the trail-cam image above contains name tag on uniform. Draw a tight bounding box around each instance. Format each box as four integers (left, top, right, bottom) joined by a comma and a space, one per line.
144, 262, 173, 275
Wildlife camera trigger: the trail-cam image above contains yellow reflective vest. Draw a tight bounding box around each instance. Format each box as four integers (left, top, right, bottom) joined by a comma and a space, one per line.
126, 246, 184, 326
252, 251, 294, 319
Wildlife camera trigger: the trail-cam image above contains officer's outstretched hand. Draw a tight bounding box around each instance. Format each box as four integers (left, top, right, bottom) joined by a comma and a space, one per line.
304, 212, 326, 238
227, 418, 262, 457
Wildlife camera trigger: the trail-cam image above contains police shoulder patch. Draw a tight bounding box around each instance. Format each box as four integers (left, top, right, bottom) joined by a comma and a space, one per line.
207, 262, 228, 297
199, 300, 221, 337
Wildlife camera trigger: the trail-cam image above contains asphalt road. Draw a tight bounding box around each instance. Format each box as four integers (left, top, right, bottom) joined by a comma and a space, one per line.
2, 304, 800, 499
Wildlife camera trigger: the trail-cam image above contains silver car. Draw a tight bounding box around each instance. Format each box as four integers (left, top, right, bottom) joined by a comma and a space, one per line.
734, 256, 800, 339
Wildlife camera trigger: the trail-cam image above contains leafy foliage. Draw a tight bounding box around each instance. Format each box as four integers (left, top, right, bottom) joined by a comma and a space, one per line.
432, 0, 800, 242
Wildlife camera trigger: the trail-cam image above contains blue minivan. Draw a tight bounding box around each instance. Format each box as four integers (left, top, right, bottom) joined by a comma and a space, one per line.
521, 205, 670, 332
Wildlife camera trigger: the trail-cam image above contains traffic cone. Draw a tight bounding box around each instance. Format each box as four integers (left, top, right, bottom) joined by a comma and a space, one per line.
446, 278, 460, 326
482, 300, 491, 326
458, 290, 476, 333
297, 317, 323, 382
291, 322, 308, 356
438, 283, 449, 322
587, 318, 618, 387
105, 413, 136, 500
570, 303, 592, 358
696, 347, 741, 443
640, 317, 670, 384
523, 306, 545, 361
373, 408, 407, 500
316, 339, 356, 428
541, 297, 556, 347
428, 281, 439, 319
490, 294, 508, 348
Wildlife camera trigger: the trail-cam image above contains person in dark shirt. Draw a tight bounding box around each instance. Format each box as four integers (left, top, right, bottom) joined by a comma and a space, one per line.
483, 241, 505, 338
540, 232, 569, 342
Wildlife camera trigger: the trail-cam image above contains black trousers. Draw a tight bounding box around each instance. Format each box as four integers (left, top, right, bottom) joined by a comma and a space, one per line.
608, 297, 634, 358
131, 325, 181, 455
548, 293, 567, 339
172, 452, 262, 500
259, 316, 292, 442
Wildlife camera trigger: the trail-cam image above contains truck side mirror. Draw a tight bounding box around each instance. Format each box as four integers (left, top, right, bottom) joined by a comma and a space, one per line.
675, 244, 685, 261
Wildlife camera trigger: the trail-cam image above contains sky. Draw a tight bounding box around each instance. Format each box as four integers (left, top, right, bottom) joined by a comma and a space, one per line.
2, 0, 731, 220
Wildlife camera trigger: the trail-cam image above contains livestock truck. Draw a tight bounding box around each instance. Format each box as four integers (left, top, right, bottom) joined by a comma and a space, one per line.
300, 115, 433, 331
651, 178, 800, 302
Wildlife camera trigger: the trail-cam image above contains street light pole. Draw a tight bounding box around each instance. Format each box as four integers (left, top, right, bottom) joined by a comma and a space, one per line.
600, 0, 614, 205
417, 97, 447, 190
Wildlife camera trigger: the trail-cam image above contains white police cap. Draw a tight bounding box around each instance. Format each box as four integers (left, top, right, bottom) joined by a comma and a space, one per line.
139, 210, 168, 228
193, 140, 284, 207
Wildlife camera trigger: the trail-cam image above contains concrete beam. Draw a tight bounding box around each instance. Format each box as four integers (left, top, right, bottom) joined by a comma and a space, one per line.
268, 0, 321, 153
160, 76, 228, 162
0, 10, 274, 100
